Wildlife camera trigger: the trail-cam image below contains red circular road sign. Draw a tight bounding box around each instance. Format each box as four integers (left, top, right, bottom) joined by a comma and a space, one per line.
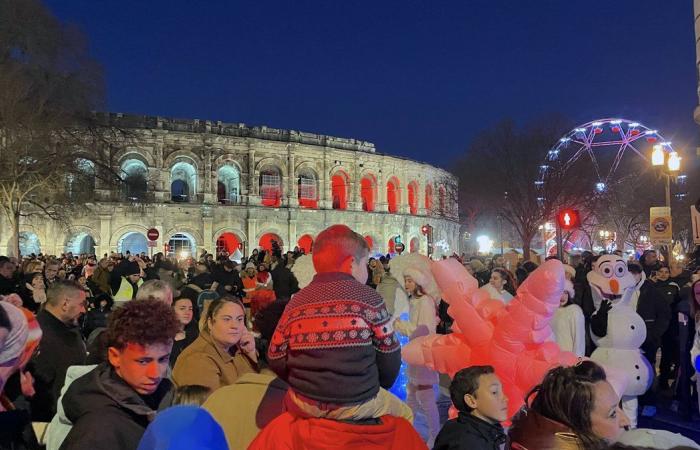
147, 228, 159, 241
394, 242, 405, 254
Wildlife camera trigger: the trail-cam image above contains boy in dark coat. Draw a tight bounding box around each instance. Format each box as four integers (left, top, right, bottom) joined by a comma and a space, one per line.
433, 365, 507, 450
59, 299, 180, 450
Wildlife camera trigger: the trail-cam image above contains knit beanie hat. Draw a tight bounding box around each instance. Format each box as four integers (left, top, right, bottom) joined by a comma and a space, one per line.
123, 260, 141, 276
0, 302, 28, 366
137, 406, 228, 450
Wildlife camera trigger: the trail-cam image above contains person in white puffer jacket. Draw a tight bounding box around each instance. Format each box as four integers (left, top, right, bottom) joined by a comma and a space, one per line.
393, 263, 440, 447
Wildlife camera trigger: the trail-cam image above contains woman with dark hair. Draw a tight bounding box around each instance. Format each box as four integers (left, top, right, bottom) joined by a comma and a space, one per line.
480, 268, 517, 304
172, 297, 259, 391
18, 272, 46, 313
169, 297, 199, 367
507, 361, 630, 450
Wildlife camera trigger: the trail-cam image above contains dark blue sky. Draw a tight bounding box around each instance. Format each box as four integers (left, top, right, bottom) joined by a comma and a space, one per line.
46, 0, 698, 168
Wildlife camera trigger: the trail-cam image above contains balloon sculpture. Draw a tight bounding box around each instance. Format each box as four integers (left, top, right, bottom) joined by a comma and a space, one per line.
588, 255, 653, 415
403, 258, 578, 419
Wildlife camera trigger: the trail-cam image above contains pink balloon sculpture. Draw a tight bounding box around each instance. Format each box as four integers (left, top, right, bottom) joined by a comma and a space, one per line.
402, 258, 578, 419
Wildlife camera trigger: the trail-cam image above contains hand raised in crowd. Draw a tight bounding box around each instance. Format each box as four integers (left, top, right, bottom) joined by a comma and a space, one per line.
238, 329, 258, 362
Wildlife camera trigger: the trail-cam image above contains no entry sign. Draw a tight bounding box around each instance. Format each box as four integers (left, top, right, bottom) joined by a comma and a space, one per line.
147, 228, 160, 241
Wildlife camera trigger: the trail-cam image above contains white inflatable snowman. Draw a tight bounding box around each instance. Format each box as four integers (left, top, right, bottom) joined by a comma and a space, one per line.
588, 255, 653, 426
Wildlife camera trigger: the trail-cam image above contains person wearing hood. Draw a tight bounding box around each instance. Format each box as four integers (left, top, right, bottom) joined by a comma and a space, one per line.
18, 272, 46, 313
137, 405, 228, 450
111, 260, 143, 306
0, 301, 42, 450
640, 250, 661, 278
394, 264, 440, 446
59, 299, 180, 450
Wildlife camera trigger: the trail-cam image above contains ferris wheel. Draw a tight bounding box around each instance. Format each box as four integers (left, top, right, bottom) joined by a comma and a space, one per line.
536, 118, 675, 198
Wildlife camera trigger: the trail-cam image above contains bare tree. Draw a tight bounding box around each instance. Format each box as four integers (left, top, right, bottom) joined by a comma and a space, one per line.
0, 0, 123, 257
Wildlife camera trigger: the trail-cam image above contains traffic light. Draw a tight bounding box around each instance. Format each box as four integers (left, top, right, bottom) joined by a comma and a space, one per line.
556, 209, 581, 230
421, 224, 434, 257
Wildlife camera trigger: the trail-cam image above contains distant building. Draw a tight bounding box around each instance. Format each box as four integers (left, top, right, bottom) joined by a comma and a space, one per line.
2, 114, 459, 258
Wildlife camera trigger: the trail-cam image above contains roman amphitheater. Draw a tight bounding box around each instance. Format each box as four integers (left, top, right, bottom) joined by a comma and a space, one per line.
3, 114, 460, 259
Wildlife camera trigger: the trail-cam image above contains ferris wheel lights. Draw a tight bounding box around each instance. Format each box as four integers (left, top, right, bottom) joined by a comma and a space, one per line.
645, 130, 657, 135
661, 141, 672, 146
540, 165, 549, 170
609, 120, 622, 125
559, 137, 570, 143
629, 122, 640, 127
611, 126, 621, 133
593, 127, 603, 134
595, 182, 606, 192
630, 129, 641, 136
534, 181, 544, 185
591, 122, 603, 127
574, 128, 586, 133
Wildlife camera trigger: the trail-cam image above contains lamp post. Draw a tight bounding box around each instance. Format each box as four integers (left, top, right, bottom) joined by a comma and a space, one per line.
651, 144, 681, 208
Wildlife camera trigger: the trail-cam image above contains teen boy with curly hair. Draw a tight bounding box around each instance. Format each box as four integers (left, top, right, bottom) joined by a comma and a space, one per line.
59, 299, 180, 449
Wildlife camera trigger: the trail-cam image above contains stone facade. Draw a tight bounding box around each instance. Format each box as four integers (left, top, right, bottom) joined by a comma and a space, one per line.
2, 114, 460, 258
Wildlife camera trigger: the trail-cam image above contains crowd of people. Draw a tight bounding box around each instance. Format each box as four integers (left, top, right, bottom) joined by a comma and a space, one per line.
0, 226, 699, 449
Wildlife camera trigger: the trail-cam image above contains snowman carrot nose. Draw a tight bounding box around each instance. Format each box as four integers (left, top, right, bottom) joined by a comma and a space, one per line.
609, 279, 620, 294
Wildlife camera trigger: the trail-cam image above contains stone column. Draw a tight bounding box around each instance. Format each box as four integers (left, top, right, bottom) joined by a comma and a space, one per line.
320, 153, 330, 209
246, 218, 258, 256
287, 149, 298, 208
288, 218, 297, 253
247, 148, 259, 206
203, 150, 215, 204
99, 215, 112, 255
202, 214, 213, 255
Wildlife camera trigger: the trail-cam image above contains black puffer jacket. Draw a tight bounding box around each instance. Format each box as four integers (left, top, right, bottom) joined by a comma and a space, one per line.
59, 363, 173, 450
433, 412, 506, 450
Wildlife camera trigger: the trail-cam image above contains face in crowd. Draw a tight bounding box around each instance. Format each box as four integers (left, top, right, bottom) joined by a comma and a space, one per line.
208, 301, 246, 350
58, 289, 87, 326
590, 380, 630, 442
109, 341, 171, 396
489, 271, 506, 291
173, 298, 193, 327
465, 372, 509, 424
350, 250, 369, 284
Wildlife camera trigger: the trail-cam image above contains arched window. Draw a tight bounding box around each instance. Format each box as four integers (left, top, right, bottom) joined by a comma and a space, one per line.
168, 233, 196, 259
410, 237, 420, 253
217, 165, 240, 204
387, 177, 400, 214
438, 186, 446, 215
121, 159, 148, 200
331, 172, 348, 210
297, 168, 318, 209
216, 232, 242, 255
425, 184, 433, 214
259, 233, 283, 252
259, 166, 282, 207
65, 232, 96, 255
361, 175, 376, 212
66, 158, 96, 200
170, 161, 197, 203
297, 234, 314, 253
117, 232, 148, 255
18, 232, 41, 256
407, 181, 418, 215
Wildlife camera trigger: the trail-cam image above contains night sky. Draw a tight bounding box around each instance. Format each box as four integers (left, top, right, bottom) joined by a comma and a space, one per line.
45, 0, 698, 168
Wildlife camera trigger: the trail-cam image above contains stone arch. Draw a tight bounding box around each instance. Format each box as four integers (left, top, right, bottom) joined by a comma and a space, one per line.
360, 172, 377, 212
296, 165, 319, 209
166, 232, 197, 259
363, 233, 383, 255
115, 148, 156, 168
254, 156, 287, 174
258, 161, 284, 207
425, 183, 434, 214
212, 226, 248, 246
16, 231, 42, 256
63, 225, 101, 255
257, 231, 284, 252
163, 149, 203, 171
386, 176, 401, 214
330, 170, 350, 210
170, 158, 198, 203
407, 181, 419, 215
164, 226, 204, 248
111, 224, 150, 254
120, 158, 149, 200
217, 163, 241, 204
438, 185, 447, 215
297, 234, 314, 254
409, 236, 420, 253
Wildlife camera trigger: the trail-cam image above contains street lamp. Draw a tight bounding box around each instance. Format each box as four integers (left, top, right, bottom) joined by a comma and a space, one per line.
651, 144, 681, 208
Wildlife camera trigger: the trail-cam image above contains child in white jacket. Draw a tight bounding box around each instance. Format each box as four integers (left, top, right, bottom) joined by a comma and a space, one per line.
394, 265, 440, 446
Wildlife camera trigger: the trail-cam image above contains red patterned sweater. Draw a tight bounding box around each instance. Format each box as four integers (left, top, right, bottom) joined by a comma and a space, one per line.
267, 272, 401, 404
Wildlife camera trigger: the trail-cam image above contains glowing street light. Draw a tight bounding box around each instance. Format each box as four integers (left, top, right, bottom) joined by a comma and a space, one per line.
667, 151, 681, 172
651, 145, 665, 166
476, 235, 493, 254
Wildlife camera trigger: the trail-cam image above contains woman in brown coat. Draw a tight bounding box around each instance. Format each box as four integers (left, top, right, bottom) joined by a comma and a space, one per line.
173, 297, 258, 391
507, 361, 631, 450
